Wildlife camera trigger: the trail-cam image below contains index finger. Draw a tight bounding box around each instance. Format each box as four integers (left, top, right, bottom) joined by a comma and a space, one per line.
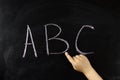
65, 52, 74, 64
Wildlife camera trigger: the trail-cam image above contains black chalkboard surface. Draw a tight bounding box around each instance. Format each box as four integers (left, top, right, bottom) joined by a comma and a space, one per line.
0, 0, 120, 80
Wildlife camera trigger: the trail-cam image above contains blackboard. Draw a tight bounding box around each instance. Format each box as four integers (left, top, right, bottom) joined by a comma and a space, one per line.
0, 0, 120, 80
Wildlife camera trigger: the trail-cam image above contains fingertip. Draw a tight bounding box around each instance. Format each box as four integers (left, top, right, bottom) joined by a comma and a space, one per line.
80, 54, 83, 56
75, 55, 79, 58
80, 54, 85, 57
65, 52, 68, 55
65, 52, 68, 54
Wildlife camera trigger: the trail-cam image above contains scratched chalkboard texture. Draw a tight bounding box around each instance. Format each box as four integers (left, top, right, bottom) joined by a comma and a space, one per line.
0, 0, 120, 80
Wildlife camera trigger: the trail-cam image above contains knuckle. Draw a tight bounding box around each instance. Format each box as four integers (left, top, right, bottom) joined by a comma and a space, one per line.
73, 66, 77, 70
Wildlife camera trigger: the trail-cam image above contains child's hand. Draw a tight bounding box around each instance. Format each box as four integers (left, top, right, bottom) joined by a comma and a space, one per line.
65, 52, 92, 74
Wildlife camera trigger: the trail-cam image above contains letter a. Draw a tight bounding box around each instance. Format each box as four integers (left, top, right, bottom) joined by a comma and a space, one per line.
22, 25, 38, 58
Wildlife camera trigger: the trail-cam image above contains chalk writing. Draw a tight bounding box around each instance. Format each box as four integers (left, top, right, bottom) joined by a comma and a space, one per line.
75, 25, 94, 55
22, 24, 95, 58
44, 23, 69, 55
22, 25, 38, 58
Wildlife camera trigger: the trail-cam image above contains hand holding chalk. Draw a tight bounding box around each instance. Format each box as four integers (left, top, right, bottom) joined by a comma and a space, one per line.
65, 52, 103, 80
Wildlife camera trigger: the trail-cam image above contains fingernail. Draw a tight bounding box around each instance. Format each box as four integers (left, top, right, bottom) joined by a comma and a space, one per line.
65, 52, 68, 55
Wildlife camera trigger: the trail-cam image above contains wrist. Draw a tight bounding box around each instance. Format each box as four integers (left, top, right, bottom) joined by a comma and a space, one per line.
83, 66, 103, 80
83, 66, 94, 76
83, 65, 93, 75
